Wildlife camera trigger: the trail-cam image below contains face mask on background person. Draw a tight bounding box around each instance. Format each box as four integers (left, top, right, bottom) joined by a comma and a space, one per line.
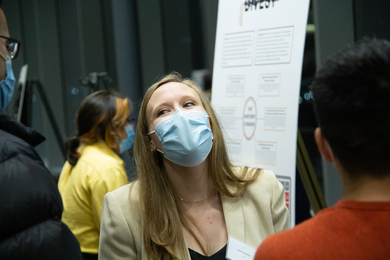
0, 51, 15, 109
120, 123, 135, 154
148, 108, 213, 167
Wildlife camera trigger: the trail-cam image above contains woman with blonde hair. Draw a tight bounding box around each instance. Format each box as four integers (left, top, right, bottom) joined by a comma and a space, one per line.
59, 90, 133, 260
99, 73, 290, 259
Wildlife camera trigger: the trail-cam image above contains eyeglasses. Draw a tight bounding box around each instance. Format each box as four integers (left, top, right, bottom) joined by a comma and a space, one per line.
0, 35, 20, 60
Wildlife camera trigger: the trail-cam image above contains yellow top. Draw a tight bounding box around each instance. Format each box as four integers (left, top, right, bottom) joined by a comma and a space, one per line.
58, 141, 128, 254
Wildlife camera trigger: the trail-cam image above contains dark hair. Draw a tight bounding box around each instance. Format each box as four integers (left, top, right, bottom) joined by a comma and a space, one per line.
66, 89, 131, 166
312, 38, 390, 178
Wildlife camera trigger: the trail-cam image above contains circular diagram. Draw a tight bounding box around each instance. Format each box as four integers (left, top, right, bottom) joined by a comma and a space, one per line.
243, 97, 257, 140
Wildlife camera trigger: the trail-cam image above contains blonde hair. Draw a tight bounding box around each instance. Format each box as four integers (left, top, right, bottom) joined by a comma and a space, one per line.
133, 72, 259, 259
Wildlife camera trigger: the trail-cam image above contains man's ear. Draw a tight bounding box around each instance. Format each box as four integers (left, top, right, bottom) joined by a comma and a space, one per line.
314, 127, 334, 162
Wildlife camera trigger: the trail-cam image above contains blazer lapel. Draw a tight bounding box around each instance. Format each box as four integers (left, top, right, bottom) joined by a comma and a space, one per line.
221, 192, 245, 242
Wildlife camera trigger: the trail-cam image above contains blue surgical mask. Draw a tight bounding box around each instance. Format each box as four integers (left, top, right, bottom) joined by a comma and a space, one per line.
148, 109, 213, 167
0, 53, 15, 109
119, 124, 135, 154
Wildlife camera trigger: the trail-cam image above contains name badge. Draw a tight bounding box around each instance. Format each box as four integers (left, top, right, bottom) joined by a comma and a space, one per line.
226, 236, 256, 260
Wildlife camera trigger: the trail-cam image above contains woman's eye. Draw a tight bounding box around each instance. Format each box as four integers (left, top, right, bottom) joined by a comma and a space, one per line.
183, 102, 195, 108
157, 110, 168, 117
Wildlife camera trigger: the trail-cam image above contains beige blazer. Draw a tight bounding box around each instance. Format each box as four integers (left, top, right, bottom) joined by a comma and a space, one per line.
98, 167, 290, 259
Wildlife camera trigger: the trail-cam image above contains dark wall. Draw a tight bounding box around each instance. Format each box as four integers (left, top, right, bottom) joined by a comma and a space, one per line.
2, 0, 218, 176
354, 0, 390, 40
2, 0, 137, 175
135, 0, 218, 91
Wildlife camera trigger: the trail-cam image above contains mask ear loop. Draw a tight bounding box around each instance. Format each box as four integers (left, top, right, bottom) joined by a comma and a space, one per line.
147, 130, 164, 154
205, 114, 213, 140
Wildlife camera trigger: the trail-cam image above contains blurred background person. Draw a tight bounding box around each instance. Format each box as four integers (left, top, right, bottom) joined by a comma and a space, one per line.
58, 90, 132, 260
0, 1, 82, 259
99, 73, 290, 259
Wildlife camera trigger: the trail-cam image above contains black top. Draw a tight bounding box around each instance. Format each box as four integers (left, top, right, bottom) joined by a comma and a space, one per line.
0, 109, 82, 260
189, 244, 227, 260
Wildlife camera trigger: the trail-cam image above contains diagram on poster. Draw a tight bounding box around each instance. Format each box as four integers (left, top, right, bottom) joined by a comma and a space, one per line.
211, 0, 310, 226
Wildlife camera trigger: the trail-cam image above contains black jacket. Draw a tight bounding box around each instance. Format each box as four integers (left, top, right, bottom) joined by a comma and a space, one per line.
0, 109, 82, 260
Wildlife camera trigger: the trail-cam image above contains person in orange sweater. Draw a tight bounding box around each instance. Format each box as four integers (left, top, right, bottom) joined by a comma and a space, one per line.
255, 38, 390, 259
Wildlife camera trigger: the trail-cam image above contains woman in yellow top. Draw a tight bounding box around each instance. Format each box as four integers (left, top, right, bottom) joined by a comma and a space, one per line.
58, 90, 133, 260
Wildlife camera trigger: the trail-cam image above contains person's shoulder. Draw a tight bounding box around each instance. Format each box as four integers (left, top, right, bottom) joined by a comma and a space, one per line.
255, 229, 296, 259
255, 218, 318, 259
78, 144, 124, 172
0, 219, 82, 260
0, 130, 63, 242
231, 166, 274, 180
244, 167, 277, 191
235, 167, 288, 219
268, 210, 328, 244
227, 167, 279, 204
106, 181, 140, 206
0, 129, 41, 163
229, 166, 277, 193
80, 145, 115, 162
103, 181, 142, 225
0, 109, 45, 147
0, 129, 52, 183
110, 181, 138, 195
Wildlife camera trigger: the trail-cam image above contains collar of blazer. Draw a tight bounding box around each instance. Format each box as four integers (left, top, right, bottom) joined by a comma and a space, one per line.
221, 193, 245, 242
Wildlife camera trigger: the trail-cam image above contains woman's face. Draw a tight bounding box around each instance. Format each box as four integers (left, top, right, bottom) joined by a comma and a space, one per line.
146, 82, 206, 151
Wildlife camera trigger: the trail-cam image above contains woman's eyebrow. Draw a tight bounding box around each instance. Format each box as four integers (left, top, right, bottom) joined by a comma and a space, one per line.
150, 101, 169, 118
150, 93, 199, 114
180, 94, 198, 102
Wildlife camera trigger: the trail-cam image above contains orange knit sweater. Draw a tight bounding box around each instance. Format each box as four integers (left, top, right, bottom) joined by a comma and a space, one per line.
255, 200, 390, 259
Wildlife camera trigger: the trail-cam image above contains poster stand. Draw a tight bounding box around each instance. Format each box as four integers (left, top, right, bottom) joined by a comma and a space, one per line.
22, 79, 65, 160
296, 129, 327, 214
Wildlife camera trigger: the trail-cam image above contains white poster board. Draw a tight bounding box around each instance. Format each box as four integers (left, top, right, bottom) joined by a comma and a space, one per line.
211, 0, 310, 226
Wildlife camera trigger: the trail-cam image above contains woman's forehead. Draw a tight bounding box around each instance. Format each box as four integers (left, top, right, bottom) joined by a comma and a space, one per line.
147, 82, 200, 107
